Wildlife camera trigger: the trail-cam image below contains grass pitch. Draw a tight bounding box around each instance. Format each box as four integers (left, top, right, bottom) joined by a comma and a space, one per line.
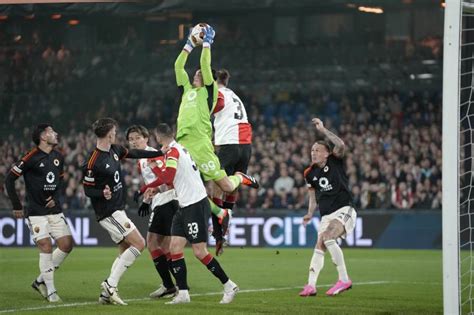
0, 247, 442, 314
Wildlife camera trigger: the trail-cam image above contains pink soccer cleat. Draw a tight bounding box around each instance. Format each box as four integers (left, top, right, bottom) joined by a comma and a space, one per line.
325, 279, 352, 296
299, 284, 317, 297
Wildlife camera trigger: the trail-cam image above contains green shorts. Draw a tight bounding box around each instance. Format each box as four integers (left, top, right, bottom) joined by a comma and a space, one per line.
179, 138, 227, 181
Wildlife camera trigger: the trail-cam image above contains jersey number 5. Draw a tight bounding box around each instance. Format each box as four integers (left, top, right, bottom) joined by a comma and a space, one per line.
233, 97, 244, 120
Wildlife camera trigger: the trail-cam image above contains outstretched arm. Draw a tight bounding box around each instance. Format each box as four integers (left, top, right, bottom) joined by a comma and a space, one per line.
312, 117, 346, 158
200, 47, 213, 86
175, 50, 191, 90
124, 149, 164, 159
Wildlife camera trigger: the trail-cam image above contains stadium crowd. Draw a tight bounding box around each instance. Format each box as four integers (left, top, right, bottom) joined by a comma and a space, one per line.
0, 23, 442, 213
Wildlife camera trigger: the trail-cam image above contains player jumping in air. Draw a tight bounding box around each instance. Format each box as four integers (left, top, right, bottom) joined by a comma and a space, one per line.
211, 69, 253, 255
5, 124, 73, 303
172, 24, 259, 236
299, 118, 357, 297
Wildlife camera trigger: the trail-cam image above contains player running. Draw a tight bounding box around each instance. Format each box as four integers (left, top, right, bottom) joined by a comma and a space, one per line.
173, 24, 259, 233
126, 125, 178, 298
5, 124, 73, 303
141, 123, 239, 304
299, 118, 357, 297
210, 69, 253, 255
82, 118, 165, 306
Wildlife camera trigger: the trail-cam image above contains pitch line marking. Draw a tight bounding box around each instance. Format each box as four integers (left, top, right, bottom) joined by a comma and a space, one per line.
0, 281, 392, 313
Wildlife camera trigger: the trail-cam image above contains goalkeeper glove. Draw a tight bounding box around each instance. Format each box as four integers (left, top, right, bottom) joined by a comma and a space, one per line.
138, 202, 150, 217
203, 25, 215, 47
184, 30, 196, 53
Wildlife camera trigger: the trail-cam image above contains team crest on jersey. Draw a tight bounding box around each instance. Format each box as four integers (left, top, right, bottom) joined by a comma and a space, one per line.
34, 226, 40, 233
113, 154, 119, 161
53, 159, 60, 167
323, 166, 329, 172
156, 160, 164, 168
124, 222, 131, 229
313, 176, 317, 182
187, 90, 197, 101
87, 170, 93, 177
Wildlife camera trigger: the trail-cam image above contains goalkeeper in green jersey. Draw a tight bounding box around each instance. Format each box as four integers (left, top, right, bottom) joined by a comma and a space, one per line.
174, 24, 259, 242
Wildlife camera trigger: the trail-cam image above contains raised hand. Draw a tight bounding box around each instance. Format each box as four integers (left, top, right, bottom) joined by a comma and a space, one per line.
312, 118, 325, 132
203, 25, 215, 45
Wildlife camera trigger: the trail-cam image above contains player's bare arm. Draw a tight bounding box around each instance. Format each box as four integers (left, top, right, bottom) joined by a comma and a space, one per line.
312, 118, 346, 158
303, 188, 317, 227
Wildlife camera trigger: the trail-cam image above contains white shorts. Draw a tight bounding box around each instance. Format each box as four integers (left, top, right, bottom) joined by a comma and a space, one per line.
99, 210, 137, 244
319, 206, 357, 239
27, 213, 72, 242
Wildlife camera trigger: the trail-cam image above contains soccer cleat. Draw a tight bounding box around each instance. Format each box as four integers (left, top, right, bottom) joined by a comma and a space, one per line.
325, 279, 352, 296
101, 280, 128, 305
165, 290, 191, 304
149, 285, 178, 298
220, 280, 239, 304
31, 280, 48, 299
299, 284, 317, 297
47, 291, 62, 303
218, 209, 232, 237
98, 290, 112, 304
235, 172, 259, 189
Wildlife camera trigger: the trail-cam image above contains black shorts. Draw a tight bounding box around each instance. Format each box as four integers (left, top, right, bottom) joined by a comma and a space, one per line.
217, 144, 252, 175
171, 197, 210, 244
148, 200, 179, 236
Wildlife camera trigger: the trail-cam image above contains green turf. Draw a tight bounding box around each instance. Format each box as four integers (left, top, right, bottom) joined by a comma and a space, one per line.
0, 247, 442, 314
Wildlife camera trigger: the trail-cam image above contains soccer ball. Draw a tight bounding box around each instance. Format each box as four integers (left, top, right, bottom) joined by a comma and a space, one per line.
190, 23, 208, 46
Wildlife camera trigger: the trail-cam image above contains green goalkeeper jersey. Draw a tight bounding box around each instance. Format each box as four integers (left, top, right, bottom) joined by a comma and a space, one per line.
174, 48, 218, 142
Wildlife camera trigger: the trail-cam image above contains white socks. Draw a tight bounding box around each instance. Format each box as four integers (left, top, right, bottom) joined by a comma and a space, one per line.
39, 253, 56, 295
324, 239, 349, 282
308, 249, 325, 287
107, 247, 141, 287
37, 249, 69, 284
111, 256, 121, 273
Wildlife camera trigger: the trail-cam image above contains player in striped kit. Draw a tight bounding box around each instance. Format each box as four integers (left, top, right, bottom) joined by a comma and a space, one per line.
126, 125, 178, 298
211, 69, 253, 255
140, 124, 239, 305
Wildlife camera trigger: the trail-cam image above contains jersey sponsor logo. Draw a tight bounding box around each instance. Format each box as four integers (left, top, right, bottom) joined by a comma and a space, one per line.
319, 177, 333, 192
187, 90, 197, 101
46, 172, 55, 184
39, 162, 45, 168
53, 159, 60, 167
324, 166, 329, 172
114, 171, 120, 183
113, 154, 119, 161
